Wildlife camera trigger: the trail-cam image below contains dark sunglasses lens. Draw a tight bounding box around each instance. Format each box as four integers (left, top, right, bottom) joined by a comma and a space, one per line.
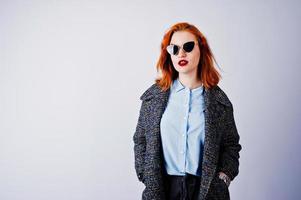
183, 41, 195, 52
167, 45, 179, 55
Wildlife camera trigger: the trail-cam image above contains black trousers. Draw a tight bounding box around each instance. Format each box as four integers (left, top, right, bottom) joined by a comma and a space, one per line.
165, 173, 201, 200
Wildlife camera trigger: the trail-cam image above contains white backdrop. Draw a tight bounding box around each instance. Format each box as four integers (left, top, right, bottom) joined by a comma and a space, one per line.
0, 0, 300, 199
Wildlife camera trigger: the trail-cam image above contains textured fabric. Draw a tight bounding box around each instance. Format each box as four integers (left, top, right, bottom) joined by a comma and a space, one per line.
160, 78, 205, 176
133, 82, 242, 200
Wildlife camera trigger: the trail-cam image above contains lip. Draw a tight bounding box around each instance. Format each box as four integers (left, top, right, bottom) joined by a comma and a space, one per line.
178, 59, 188, 66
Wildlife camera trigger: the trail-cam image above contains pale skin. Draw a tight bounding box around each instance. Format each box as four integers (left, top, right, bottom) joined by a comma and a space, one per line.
169, 30, 230, 186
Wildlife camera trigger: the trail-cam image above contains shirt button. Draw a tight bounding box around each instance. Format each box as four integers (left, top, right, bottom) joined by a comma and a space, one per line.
182, 134, 185, 137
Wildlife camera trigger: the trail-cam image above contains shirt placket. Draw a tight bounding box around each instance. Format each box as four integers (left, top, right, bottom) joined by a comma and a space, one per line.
181, 88, 191, 173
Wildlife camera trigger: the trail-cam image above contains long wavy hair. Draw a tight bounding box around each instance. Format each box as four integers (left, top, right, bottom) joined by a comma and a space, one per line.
155, 22, 221, 91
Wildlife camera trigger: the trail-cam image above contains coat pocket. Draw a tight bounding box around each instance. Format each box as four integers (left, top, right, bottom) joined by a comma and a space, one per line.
206, 172, 230, 200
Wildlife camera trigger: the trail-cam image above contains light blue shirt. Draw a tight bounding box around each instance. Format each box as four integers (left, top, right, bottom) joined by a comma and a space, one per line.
160, 78, 205, 177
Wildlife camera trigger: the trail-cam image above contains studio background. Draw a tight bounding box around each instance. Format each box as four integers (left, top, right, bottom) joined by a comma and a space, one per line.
0, 0, 300, 199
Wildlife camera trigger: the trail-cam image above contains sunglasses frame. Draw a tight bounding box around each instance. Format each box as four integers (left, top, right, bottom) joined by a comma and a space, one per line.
166, 41, 198, 56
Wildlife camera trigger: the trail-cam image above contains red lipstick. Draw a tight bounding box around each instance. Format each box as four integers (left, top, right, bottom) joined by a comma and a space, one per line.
178, 59, 188, 66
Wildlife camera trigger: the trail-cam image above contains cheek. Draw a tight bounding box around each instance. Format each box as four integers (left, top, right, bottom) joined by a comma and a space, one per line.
171, 57, 178, 66
191, 53, 200, 66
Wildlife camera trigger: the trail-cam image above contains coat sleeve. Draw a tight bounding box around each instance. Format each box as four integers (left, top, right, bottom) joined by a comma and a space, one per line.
133, 100, 147, 183
217, 106, 242, 181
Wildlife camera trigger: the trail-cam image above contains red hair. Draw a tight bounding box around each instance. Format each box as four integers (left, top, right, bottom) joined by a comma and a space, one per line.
155, 22, 221, 91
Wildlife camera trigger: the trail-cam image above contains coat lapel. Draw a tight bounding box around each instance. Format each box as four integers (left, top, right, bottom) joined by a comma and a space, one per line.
199, 87, 224, 199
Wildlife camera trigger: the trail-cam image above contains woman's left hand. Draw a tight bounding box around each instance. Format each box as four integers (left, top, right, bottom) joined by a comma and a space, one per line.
218, 171, 231, 187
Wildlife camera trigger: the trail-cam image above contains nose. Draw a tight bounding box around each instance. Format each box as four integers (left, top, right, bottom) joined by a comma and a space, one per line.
178, 47, 186, 57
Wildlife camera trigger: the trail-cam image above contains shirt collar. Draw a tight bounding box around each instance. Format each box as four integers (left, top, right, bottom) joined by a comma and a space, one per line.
172, 78, 185, 93
172, 78, 204, 94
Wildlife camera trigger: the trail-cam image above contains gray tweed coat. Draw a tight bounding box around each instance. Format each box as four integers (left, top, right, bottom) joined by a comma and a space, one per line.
133, 82, 242, 200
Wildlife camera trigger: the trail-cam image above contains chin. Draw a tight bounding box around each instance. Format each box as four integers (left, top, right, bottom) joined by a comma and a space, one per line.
176, 66, 192, 72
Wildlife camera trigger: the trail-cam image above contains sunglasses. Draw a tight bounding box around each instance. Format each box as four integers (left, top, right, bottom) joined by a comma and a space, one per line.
166, 41, 197, 56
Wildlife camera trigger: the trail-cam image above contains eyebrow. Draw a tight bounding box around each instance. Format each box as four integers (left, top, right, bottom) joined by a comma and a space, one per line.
170, 41, 195, 45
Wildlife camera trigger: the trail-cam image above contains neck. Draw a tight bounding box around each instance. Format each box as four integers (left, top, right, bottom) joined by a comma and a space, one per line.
178, 74, 202, 90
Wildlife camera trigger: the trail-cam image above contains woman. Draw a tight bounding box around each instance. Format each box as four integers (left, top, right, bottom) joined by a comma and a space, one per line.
133, 22, 242, 200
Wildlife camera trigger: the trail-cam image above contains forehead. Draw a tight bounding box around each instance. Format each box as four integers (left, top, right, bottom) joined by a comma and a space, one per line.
170, 31, 196, 45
